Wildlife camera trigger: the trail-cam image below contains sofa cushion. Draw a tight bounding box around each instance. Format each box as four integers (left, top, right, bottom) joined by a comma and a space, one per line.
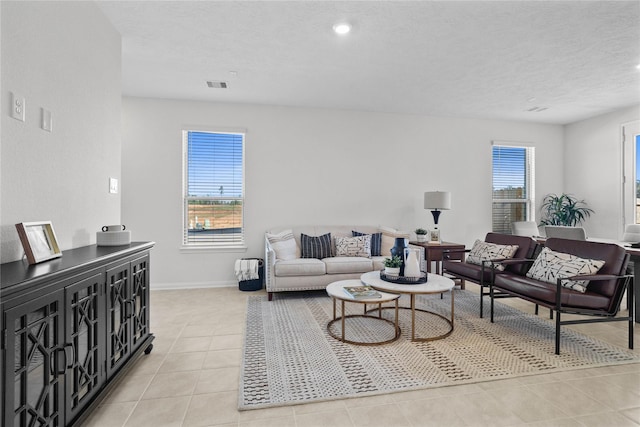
526, 247, 605, 293
274, 258, 326, 276
324, 257, 373, 274
352, 231, 382, 256
301, 233, 332, 259
466, 240, 518, 272
335, 235, 371, 257
443, 259, 494, 284
371, 256, 386, 271
266, 229, 300, 260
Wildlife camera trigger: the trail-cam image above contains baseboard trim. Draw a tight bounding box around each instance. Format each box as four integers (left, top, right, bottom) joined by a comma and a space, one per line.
151, 281, 237, 290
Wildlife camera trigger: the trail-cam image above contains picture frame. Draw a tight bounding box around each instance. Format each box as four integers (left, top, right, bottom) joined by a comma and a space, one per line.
15, 221, 62, 265
429, 228, 441, 244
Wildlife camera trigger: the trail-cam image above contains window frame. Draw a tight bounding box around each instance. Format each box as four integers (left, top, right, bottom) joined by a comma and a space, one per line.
491, 141, 536, 234
181, 128, 247, 251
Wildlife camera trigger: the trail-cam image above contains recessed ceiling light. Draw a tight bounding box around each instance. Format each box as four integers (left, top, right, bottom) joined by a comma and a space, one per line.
333, 23, 351, 35
636, 63, 640, 70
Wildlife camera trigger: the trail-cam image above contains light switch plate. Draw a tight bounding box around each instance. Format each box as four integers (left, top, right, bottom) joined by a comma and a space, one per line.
41, 108, 52, 132
109, 177, 118, 194
11, 92, 25, 122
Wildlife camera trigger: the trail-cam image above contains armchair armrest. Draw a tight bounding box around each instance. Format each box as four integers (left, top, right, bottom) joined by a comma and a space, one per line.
264, 236, 277, 290
494, 258, 536, 266
563, 274, 629, 282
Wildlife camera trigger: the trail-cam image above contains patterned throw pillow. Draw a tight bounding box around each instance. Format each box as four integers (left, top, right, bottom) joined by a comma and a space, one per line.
525, 247, 605, 293
266, 229, 299, 260
300, 233, 332, 259
466, 240, 519, 272
352, 231, 382, 256
336, 235, 372, 257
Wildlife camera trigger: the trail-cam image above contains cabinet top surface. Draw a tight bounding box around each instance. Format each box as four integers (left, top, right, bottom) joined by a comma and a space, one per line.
1, 241, 155, 292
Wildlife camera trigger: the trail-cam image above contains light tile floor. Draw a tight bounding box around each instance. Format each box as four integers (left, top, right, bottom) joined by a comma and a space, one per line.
83, 285, 640, 427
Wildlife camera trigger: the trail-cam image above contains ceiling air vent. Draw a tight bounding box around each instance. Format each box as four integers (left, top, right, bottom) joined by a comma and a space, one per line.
207, 81, 228, 89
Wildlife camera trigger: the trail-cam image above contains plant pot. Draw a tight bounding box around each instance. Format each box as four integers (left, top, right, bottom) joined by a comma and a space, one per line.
416, 234, 427, 242
384, 267, 400, 276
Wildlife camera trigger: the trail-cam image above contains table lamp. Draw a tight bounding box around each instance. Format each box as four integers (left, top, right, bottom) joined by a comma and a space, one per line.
424, 191, 451, 228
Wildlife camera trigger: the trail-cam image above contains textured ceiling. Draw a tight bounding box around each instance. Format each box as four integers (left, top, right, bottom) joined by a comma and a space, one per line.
97, 1, 640, 125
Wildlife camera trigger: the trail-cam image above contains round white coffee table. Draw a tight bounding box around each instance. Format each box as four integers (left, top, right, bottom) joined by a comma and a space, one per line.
360, 270, 455, 342
326, 280, 401, 346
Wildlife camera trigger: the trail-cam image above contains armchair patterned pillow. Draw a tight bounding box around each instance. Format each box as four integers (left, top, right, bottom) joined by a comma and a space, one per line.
526, 247, 605, 293
466, 240, 519, 271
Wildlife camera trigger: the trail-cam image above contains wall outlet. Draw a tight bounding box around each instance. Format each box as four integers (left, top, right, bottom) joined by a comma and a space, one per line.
109, 177, 118, 194
11, 92, 25, 122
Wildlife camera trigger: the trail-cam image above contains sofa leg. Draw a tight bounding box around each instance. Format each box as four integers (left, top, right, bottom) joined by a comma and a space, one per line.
268, 292, 273, 301
535, 304, 539, 315
555, 310, 561, 355
480, 286, 484, 318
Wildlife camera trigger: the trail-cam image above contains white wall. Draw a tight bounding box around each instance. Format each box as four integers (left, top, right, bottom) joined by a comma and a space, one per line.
1, 1, 122, 263
564, 105, 640, 239
122, 97, 565, 288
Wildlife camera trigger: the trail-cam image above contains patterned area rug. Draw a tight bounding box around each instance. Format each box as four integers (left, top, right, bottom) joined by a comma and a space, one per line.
240, 289, 639, 410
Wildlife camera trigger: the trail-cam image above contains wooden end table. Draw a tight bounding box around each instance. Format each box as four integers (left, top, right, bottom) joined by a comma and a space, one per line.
410, 241, 465, 274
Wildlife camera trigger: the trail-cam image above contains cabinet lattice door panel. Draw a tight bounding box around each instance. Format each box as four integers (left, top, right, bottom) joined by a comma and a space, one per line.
64, 273, 105, 421
106, 262, 131, 377
130, 255, 150, 353
4, 292, 65, 427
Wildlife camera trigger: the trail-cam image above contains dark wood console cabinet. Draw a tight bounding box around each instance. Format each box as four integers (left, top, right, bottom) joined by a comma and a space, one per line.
1, 242, 154, 426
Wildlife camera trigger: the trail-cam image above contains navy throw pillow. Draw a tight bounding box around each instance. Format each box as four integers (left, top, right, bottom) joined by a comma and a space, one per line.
300, 233, 332, 259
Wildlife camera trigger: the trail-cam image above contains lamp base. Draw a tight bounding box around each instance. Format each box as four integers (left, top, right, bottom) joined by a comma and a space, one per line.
430, 209, 441, 226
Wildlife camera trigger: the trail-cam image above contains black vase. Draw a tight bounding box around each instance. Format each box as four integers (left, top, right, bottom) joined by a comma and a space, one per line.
390, 237, 408, 276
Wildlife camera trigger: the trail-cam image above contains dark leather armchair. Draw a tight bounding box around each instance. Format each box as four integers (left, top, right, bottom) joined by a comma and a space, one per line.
442, 233, 539, 317
490, 238, 634, 354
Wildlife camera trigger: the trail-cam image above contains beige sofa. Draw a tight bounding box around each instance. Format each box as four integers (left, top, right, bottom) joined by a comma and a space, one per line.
264, 225, 424, 300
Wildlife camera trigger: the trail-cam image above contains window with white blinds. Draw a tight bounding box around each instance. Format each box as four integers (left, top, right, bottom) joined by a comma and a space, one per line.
183, 130, 245, 246
492, 144, 535, 234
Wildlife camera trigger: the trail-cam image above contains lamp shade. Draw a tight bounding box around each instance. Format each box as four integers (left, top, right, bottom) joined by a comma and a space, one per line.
424, 191, 451, 210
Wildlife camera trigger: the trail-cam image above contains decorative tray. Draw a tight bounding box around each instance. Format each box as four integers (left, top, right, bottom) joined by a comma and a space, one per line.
380, 270, 427, 284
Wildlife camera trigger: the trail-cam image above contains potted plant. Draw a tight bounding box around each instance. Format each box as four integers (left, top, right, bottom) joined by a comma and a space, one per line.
539, 193, 594, 226
415, 228, 428, 242
383, 255, 402, 276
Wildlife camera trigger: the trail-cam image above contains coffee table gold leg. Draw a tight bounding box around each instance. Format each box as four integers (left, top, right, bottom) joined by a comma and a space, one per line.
395, 299, 399, 331
333, 298, 336, 320
411, 294, 416, 341
341, 300, 346, 341
451, 289, 455, 326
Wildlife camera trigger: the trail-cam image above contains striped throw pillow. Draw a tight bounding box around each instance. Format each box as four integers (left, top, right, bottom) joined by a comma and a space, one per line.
301, 233, 332, 259
266, 229, 299, 260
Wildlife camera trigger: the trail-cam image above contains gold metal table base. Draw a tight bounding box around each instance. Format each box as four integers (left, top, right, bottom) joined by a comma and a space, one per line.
327, 298, 401, 346
366, 291, 454, 342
